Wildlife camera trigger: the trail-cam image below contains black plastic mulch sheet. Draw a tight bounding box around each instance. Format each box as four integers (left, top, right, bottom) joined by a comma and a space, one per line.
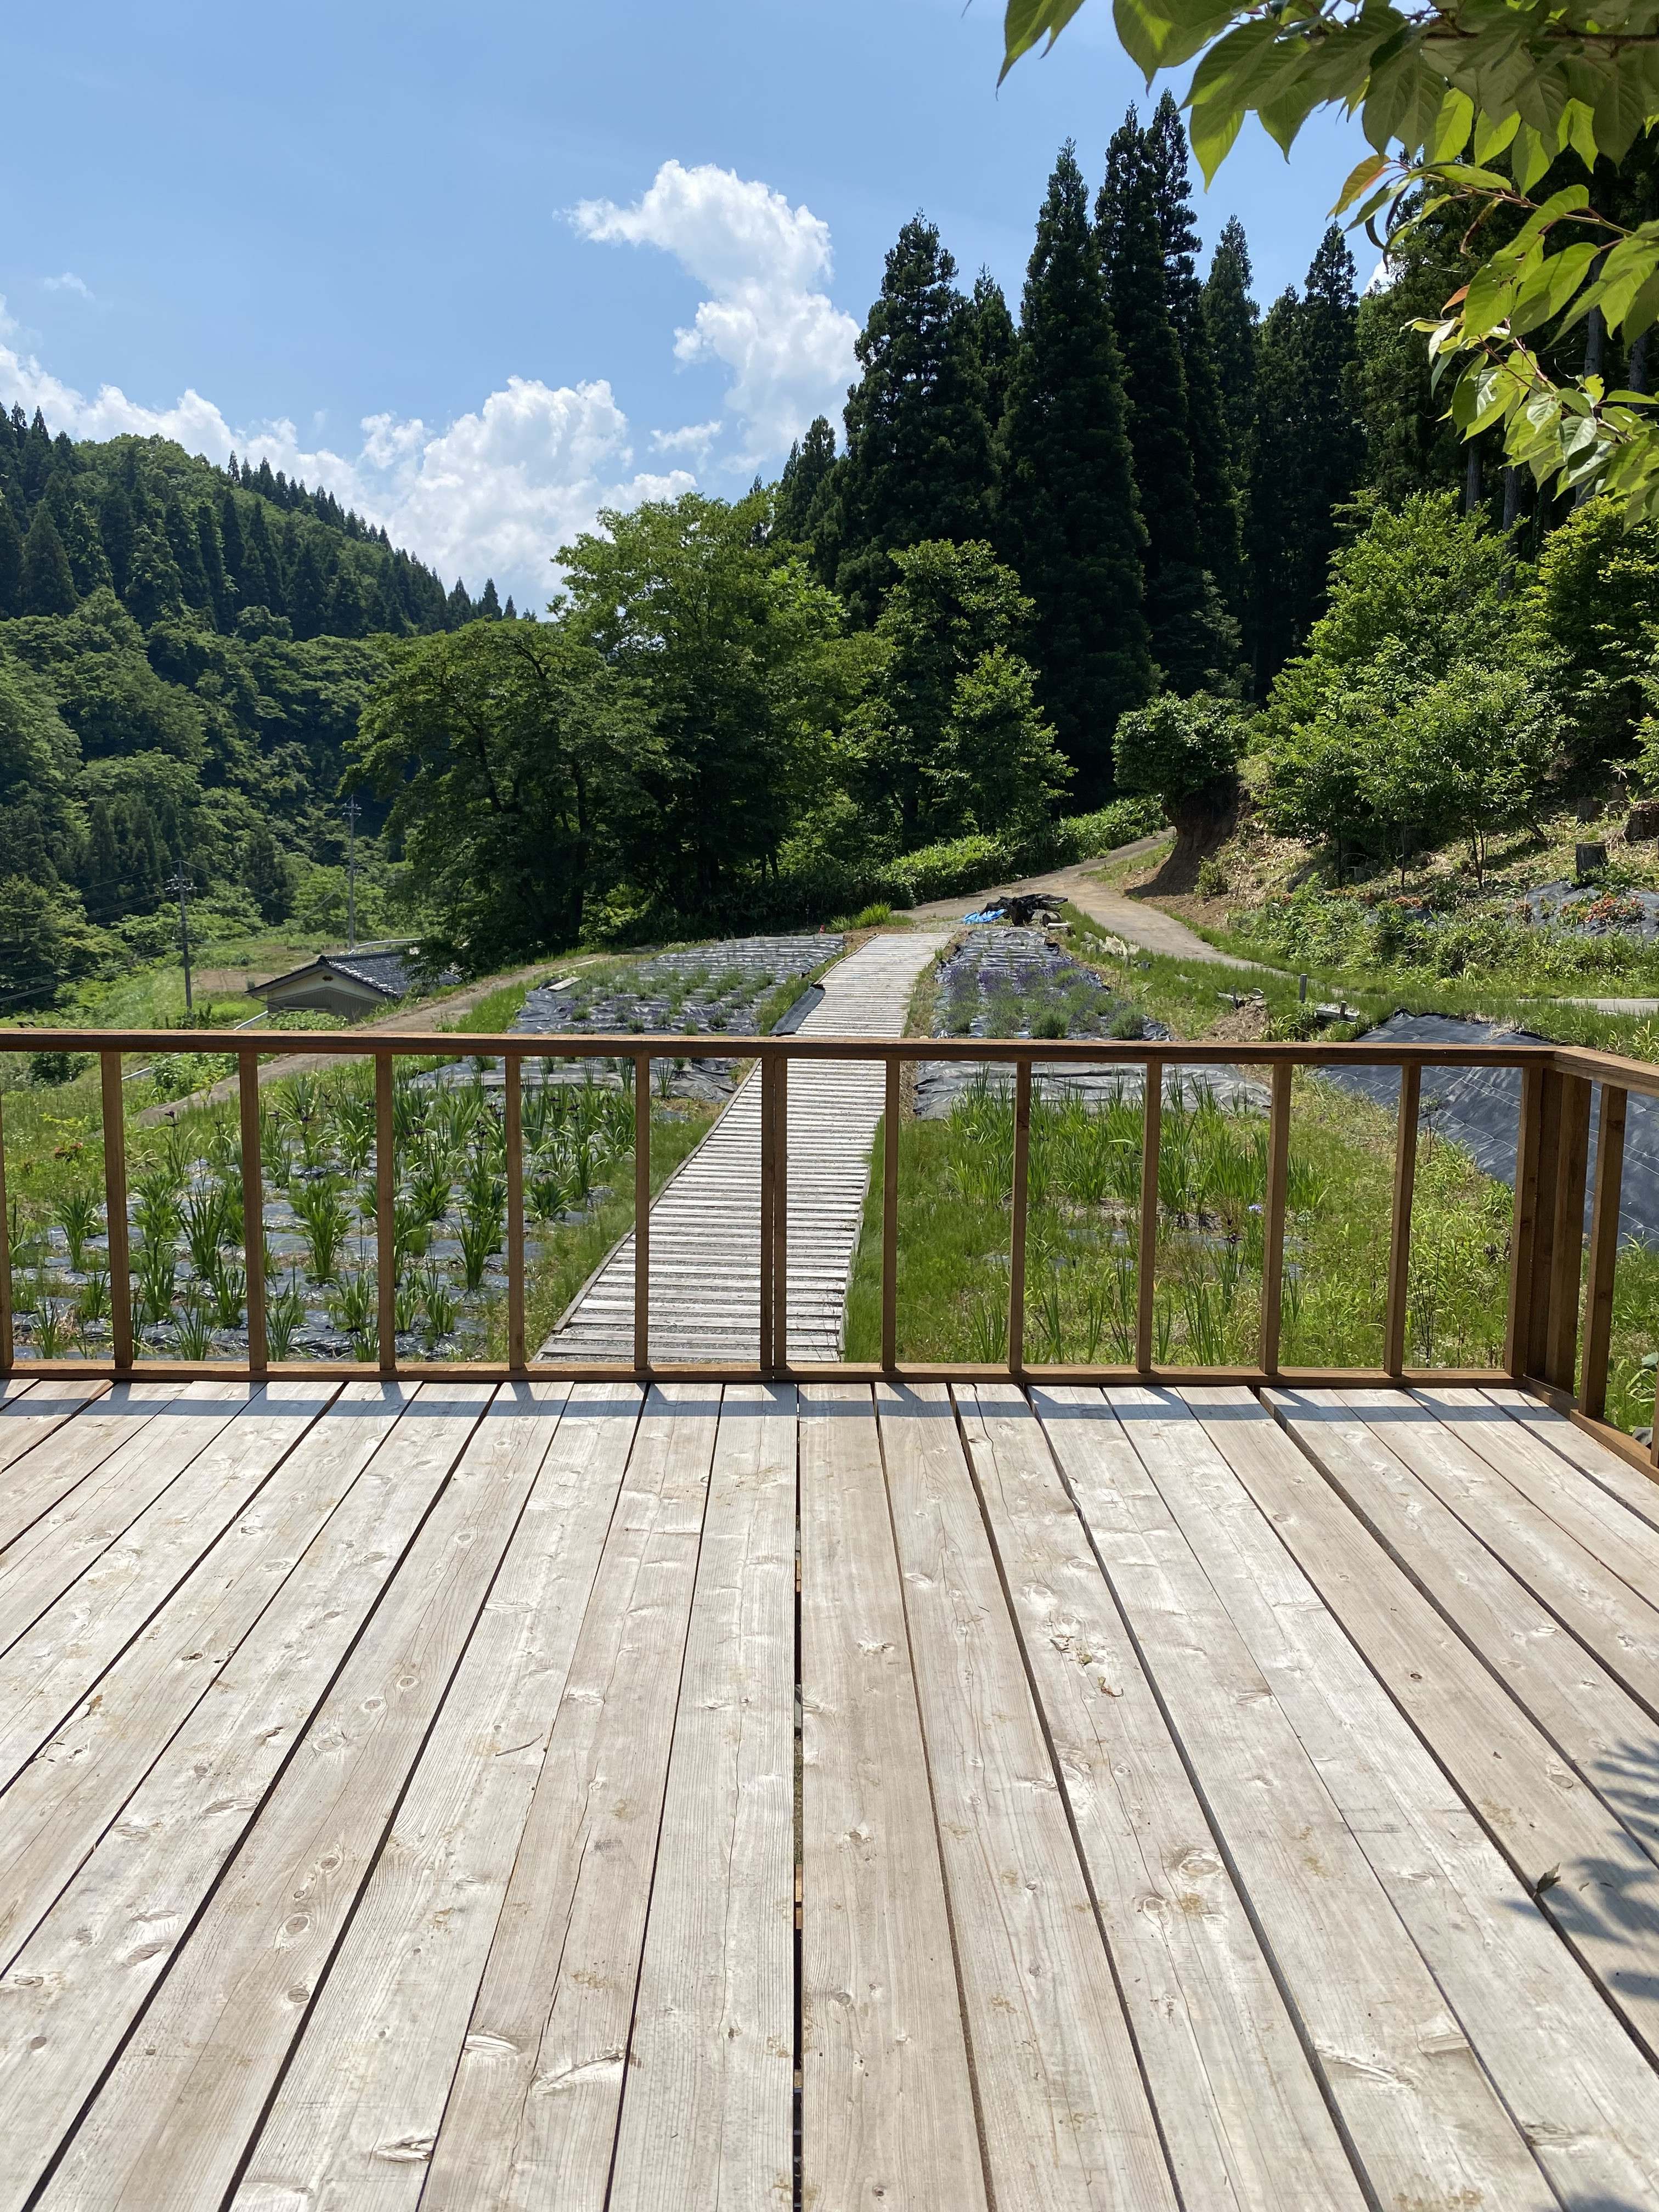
1318, 1012, 1658, 1243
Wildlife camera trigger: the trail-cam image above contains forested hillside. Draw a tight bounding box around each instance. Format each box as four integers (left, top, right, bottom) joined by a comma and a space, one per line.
0, 412, 510, 1000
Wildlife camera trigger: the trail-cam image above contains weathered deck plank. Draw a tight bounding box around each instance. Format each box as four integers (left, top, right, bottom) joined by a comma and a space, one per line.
0, 1381, 338, 1792
1043, 1384, 1552, 2210
0, 1384, 487, 2212
1147, 1387, 1659, 2209
1233, 1385, 1659, 2060
875, 1381, 1180, 2212
608, 1384, 797, 2212
419, 1383, 720, 2212
229, 1383, 640, 2212
799, 1383, 986, 2212
963, 1385, 1366, 2212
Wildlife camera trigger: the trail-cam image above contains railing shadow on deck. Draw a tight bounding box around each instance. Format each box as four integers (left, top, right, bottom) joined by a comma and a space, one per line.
0, 1026, 1653, 1483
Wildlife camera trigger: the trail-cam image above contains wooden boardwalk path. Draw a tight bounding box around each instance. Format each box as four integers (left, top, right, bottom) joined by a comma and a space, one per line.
4, 1374, 1659, 2207
545, 929, 950, 1363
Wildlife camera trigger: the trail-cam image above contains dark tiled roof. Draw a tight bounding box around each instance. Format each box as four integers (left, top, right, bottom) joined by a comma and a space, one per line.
258, 947, 425, 1000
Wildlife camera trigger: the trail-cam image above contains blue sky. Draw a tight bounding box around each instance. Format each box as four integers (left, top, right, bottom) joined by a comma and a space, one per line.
0, 0, 1366, 604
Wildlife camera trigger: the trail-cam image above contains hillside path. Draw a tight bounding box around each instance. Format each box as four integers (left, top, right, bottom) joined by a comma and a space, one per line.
904, 836, 1272, 971
544, 929, 950, 1363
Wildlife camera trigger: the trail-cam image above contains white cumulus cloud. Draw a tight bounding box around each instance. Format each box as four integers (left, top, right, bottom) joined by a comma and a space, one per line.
0, 157, 853, 601
42, 273, 97, 302
573, 160, 858, 464
0, 305, 691, 606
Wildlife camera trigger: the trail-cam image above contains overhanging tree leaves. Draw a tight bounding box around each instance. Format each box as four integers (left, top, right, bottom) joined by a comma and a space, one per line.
998, 0, 1659, 522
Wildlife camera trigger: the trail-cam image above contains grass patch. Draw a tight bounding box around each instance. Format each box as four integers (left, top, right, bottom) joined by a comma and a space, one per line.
448, 978, 534, 1035
846, 1074, 1517, 1372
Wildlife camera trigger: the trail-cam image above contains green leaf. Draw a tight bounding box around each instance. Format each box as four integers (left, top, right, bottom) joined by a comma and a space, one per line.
1189, 97, 1246, 182
1000, 0, 1089, 80
1593, 59, 1652, 162
1563, 95, 1601, 171
1472, 109, 1520, 162
1431, 87, 1475, 160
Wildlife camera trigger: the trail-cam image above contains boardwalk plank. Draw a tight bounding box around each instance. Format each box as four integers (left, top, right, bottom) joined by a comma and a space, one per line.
961, 1385, 1365, 2212
1232, 1386, 1659, 2061
230, 1384, 640, 2212
798, 1383, 986, 2212
1041, 1384, 1551, 2211
1414, 1380, 1659, 1592
0, 1381, 108, 1516
0, 1381, 413, 1973
29, 1385, 506, 2212
1482, 1382, 1659, 1529
1269, 1386, 1659, 1861
0, 1384, 485, 2212
0, 1382, 338, 1792
1150, 1387, 1659, 2208
874, 1381, 1179, 2212
0, 1378, 187, 1559
419, 1383, 720, 2212
608, 1384, 797, 2212
1336, 1384, 1659, 1717
0, 1380, 251, 1654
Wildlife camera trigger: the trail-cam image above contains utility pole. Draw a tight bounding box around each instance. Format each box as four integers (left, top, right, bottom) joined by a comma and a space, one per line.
343, 797, 361, 950
168, 868, 195, 1018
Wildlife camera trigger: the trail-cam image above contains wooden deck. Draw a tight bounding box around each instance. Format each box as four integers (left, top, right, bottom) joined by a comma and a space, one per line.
3, 1375, 1659, 2209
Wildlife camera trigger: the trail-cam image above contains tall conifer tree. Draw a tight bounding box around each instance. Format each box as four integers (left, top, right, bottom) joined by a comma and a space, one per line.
19, 506, 76, 616
1245, 227, 1364, 686
1145, 94, 1242, 609
836, 217, 993, 624
1203, 218, 1259, 473
998, 143, 1152, 799
971, 270, 1018, 435
0, 496, 22, 618
774, 415, 840, 583
1097, 112, 1219, 693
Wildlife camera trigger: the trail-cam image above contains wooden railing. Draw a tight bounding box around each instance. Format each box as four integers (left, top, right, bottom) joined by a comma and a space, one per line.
1, 1029, 1654, 1477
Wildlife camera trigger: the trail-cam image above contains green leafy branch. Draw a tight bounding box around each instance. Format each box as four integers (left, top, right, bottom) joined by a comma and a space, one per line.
1001, 0, 1659, 516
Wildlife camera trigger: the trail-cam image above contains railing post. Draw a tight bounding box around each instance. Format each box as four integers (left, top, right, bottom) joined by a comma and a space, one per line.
634, 1053, 651, 1374
772, 1052, 788, 1370
1505, 1060, 1545, 1378
506, 1053, 526, 1374
1259, 1059, 1293, 1375
759, 1052, 776, 1373
1384, 1060, 1421, 1378
1136, 1057, 1163, 1375
101, 1050, 132, 1372
239, 1051, 267, 1379
1008, 1058, 1031, 1374
881, 1056, 900, 1374
1580, 1081, 1626, 1423
0, 1091, 12, 1374
375, 1051, 396, 1376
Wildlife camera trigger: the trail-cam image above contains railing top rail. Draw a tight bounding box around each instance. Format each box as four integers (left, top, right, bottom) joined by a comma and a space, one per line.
0, 1026, 1578, 1071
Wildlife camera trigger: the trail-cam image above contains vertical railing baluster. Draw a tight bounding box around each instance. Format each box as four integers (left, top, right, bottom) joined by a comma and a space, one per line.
0, 1090, 12, 1374
759, 1053, 776, 1373
1505, 1060, 1545, 1378
1581, 1081, 1626, 1423
375, 1051, 396, 1376
1008, 1058, 1031, 1373
1544, 1070, 1594, 1391
506, 1052, 526, 1374
772, 1053, 789, 1370
1384, 1060, 1421, 1379
101, 1051, 132, 1372
1259, 1059, 1293, 1375
881, 1056, 900, 1374
1136, 1056, 1163, 1375
240, 1052, 267, 1378
634, 1052, 651, 1374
